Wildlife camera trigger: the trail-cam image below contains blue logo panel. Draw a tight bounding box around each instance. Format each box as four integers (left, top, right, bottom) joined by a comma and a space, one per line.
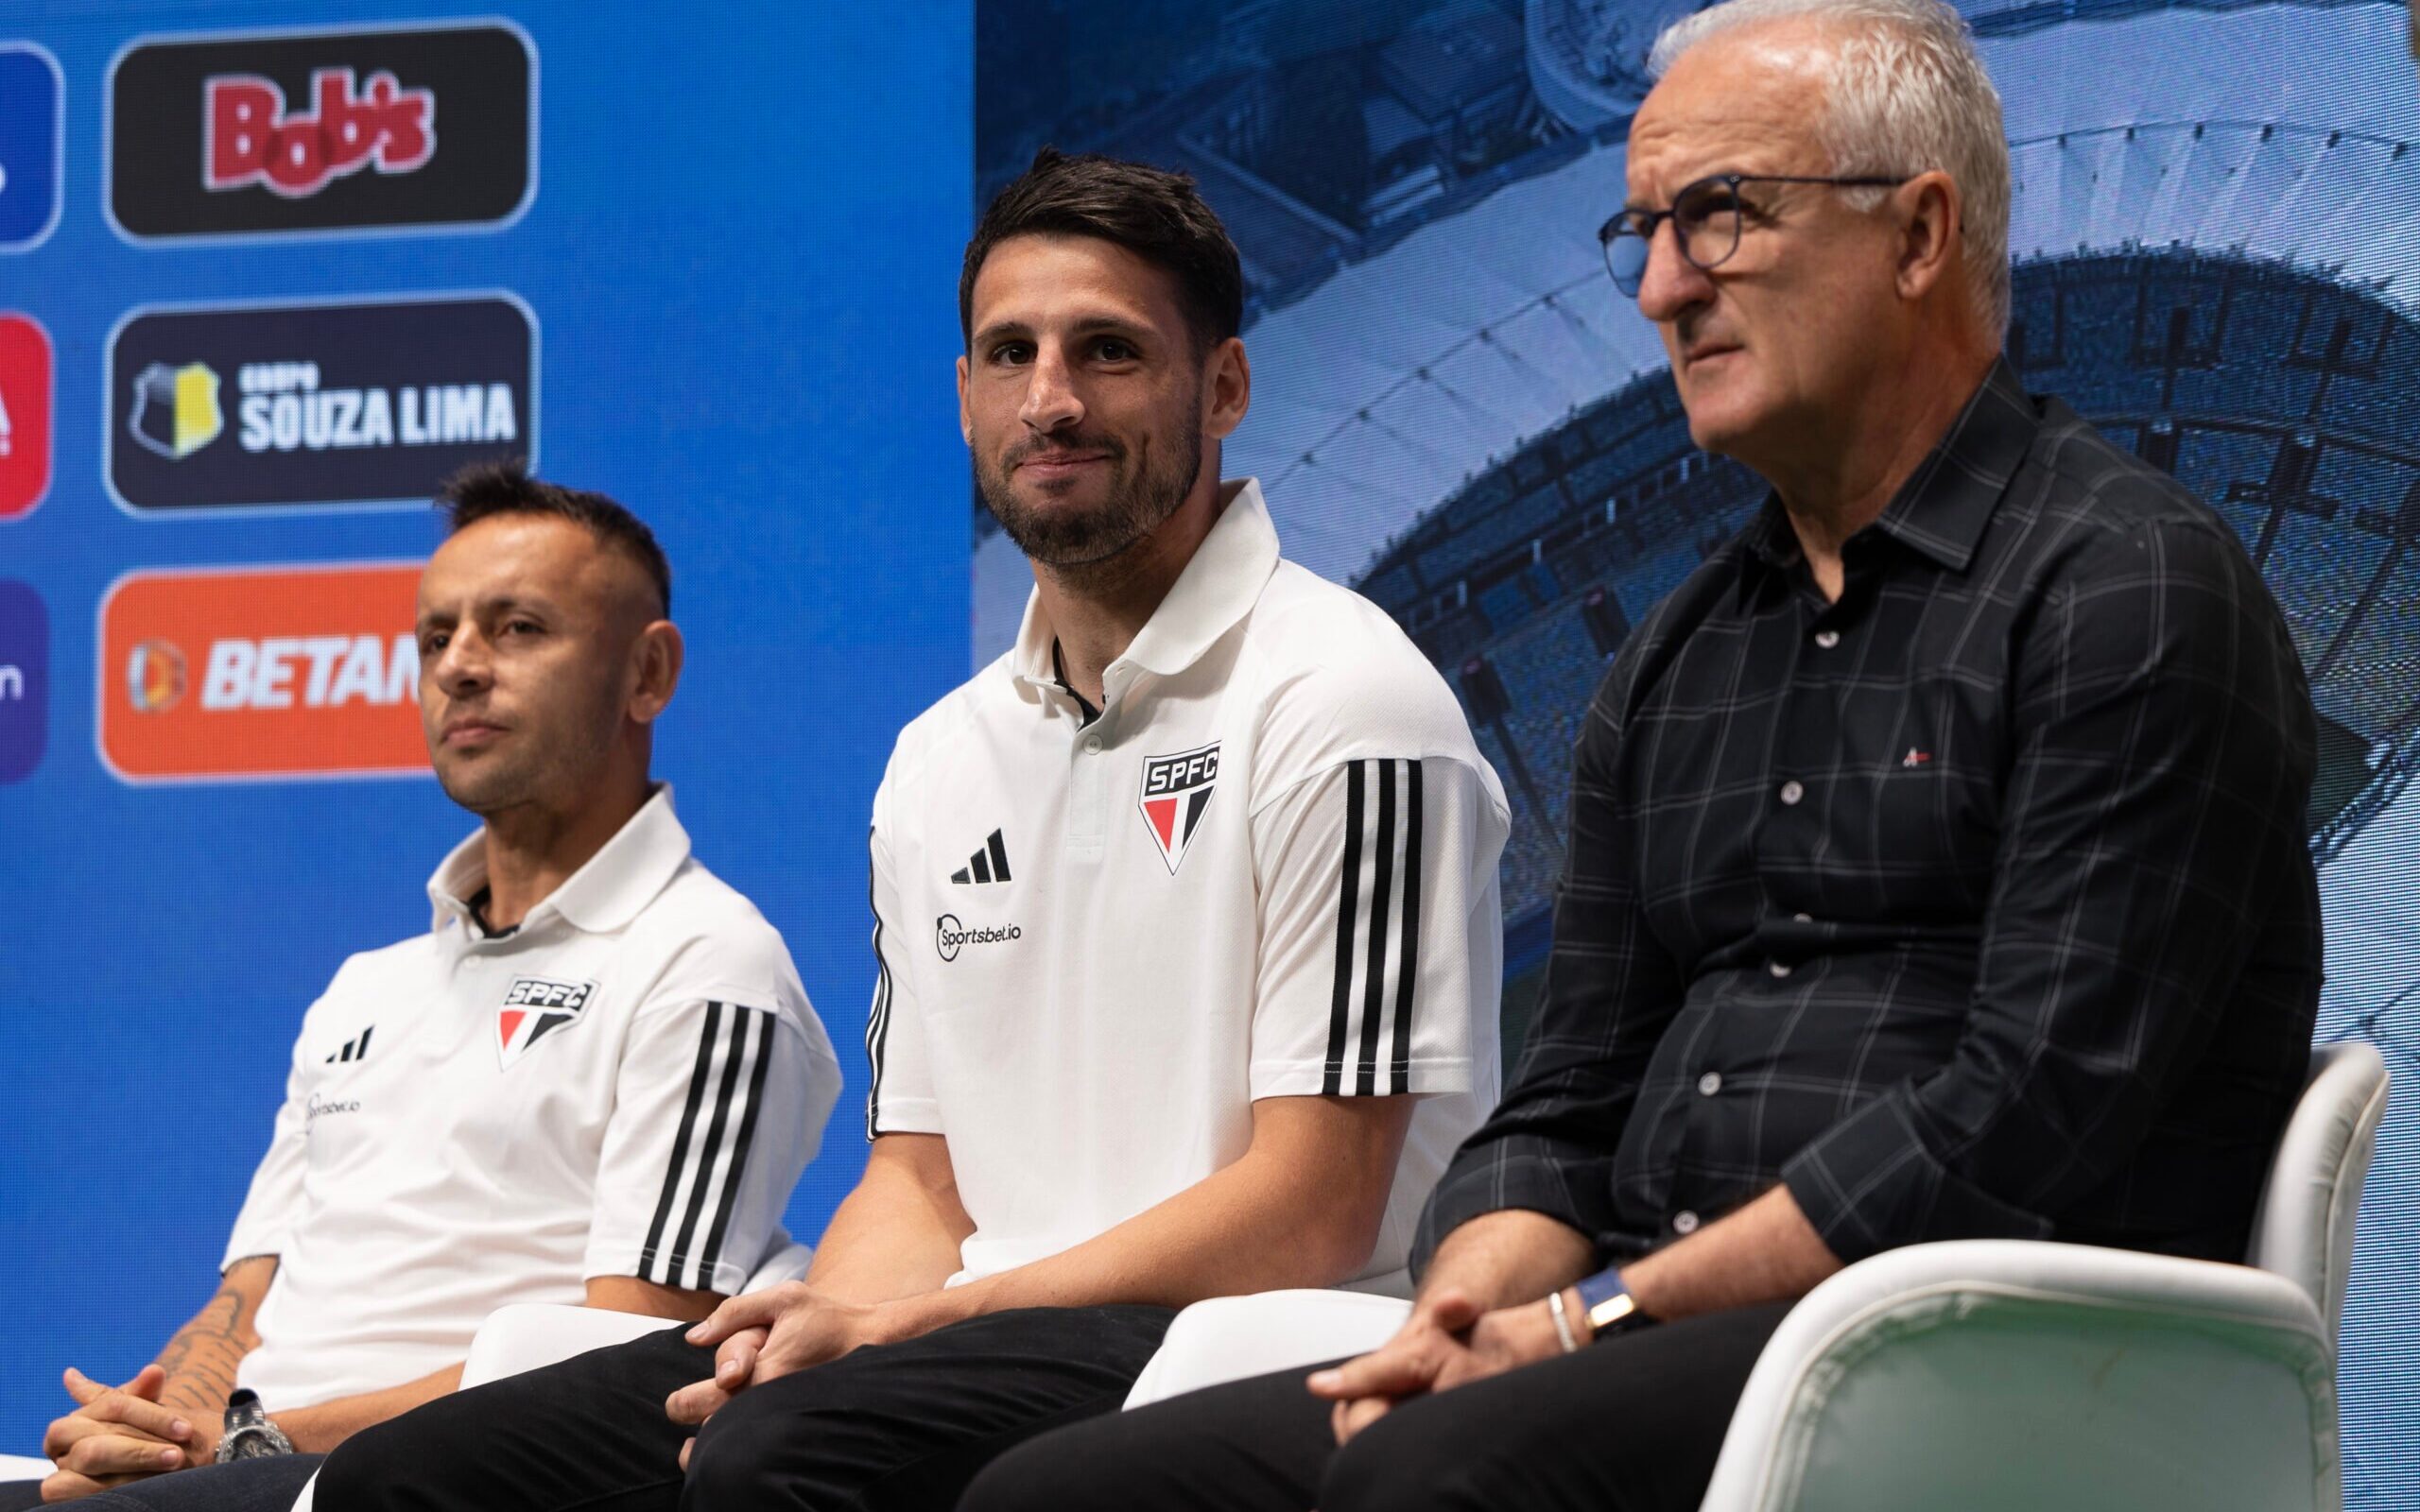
0, 579, 46, 782
0, 45, 62, 251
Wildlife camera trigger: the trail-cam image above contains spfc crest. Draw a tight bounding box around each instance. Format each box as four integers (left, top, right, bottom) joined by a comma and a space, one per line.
497, 975, 595, 1068
1139, 741, 1219, 874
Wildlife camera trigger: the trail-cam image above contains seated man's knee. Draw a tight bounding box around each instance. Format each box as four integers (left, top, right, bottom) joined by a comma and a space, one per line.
316, 1399, 482, 1510
683, 1379, 812, 1508
1322, 1410, 1499, 1512
957, 1422, 1135, 1512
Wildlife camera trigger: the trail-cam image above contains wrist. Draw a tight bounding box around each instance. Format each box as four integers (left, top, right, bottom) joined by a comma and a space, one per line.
873, 1290, 960, 1344
1571, 1265, 1655, 1344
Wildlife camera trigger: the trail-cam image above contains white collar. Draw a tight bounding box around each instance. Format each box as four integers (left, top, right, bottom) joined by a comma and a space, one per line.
426, 783, 691, 938
1009, 477, 1282, 705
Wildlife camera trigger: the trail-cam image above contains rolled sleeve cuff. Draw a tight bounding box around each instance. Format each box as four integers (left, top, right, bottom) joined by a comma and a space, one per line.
1782, 1088, 2053, 1265
1410, 1147, 1622, 1280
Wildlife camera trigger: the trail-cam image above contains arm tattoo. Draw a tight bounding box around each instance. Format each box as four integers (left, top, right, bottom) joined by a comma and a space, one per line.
153, 1281, 264, 1418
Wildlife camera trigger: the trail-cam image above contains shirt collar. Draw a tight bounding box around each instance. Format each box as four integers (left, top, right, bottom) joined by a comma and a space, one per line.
1863, 356, 2037, 573
426, 783, 692, 938
1010, 477, 1283, 699
1739, 357, 2038, 597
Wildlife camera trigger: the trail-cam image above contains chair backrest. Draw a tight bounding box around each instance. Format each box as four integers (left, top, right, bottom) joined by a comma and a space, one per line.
2246, 1040, 2389, 1339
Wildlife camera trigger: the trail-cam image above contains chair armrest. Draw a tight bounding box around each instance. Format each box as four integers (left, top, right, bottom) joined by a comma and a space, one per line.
458, 1304, 683, 1391
1124, 1290, 1412, 1409
1701, 1240, 2339, 1512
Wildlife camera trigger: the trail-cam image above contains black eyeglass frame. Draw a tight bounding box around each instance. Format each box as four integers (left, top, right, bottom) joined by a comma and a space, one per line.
1597, 172, 1913, 295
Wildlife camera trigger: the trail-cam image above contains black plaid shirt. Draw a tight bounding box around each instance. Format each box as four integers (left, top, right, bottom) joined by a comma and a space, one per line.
1413, 359, 2323, 1274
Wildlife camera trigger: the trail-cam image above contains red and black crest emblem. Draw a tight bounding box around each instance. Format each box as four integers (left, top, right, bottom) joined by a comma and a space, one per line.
496, 975, 595, 1068
1139, 741, 1219, 874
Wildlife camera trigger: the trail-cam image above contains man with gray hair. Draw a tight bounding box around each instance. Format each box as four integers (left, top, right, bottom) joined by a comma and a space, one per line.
961, 0, 2320, 1506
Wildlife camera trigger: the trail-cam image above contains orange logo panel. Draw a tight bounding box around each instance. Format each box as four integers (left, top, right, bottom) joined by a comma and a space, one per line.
99, 562, 429, 782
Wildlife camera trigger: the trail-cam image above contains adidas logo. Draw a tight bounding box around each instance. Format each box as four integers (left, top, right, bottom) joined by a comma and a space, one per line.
949, 830, 1012, 885
325, 1025, 375, 1064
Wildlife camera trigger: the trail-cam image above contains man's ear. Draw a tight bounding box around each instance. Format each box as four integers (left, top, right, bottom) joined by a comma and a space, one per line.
956, 353, 974, 446
1202, 335, 1251, 443
629, 620, 685, 726
1893, 169, 1963, 305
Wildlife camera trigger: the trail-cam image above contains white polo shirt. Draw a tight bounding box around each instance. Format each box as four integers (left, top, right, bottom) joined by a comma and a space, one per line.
223, 786, 841, 1410
867, 479, 1509, 1294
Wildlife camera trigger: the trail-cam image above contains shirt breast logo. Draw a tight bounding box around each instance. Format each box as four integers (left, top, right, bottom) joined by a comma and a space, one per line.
497, 976, 596, 1068
1139, 741, 1219, 874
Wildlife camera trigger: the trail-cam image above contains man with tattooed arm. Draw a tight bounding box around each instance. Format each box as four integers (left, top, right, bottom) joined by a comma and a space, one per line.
1, 466, 839, 1510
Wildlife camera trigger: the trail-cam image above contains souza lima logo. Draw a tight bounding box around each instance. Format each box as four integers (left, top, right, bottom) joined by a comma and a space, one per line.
934, 913, 1021, 963
107, 295, 534, 515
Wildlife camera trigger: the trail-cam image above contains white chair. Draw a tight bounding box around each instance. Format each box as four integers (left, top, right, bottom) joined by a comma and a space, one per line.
1128, 1042, 2389, 1512
286, 1233, 815, 1510
458, 1236, 814, 1389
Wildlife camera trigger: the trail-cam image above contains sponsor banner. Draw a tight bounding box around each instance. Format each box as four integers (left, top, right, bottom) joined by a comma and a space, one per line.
96, 561, 430, 782
106, 294, 536, 515
0, 43, 62, 250
0, 579, 46, 783
0, 314, 51, 517
108, 21, 532, 241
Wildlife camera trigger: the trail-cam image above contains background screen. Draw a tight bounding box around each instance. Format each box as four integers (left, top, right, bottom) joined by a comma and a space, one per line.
0, 0, 972, 1440
975, 0, 2419, 1503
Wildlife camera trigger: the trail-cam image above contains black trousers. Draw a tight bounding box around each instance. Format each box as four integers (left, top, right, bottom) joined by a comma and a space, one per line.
961, 1299, 1793, 1512
0, 1455, 324, 1512
315, 1304, 1172, 1512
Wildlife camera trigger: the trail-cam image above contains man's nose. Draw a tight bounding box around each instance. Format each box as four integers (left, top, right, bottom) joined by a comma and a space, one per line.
432, 627, 493, 693
1634, 219, 1716, 326
1018, 342, 1084, 435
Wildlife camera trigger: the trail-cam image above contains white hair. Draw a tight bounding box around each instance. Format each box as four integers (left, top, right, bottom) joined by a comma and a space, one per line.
1649, 0, 2012, 336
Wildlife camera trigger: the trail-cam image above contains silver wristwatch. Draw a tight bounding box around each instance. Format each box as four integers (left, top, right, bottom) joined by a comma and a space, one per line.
216, 1389, 295, 1463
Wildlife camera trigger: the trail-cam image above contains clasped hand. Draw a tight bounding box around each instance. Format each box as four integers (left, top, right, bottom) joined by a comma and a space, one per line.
662, 1282, 901, 1463
40, 1365, 205, 1502
1305, 1287, 1565, 1446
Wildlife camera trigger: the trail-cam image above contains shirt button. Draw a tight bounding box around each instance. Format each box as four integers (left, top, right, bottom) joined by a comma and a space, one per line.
1770, 960, 1792, 978
1779, 780, 1804, 806
1084, 736, 1103, 754
1697, 1071, 1722, 1097
1814, 629, 1841, 649
1672, 1211, 1701, 1236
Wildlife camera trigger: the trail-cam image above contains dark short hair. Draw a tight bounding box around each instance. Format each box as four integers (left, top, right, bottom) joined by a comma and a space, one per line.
438, 460, 672, 616
959, 147, 1245, 357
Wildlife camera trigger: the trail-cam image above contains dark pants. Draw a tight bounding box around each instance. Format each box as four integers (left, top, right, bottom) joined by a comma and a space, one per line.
0, 1455, 324, 1512
317, 1305, 1173, 1512
961, 1299, 1794, 1512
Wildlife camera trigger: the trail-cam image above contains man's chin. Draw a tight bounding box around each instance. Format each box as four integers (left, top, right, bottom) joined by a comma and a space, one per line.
431, 761, 528, 817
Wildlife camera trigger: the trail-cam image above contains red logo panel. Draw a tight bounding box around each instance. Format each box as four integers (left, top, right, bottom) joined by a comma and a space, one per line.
0, 315, 53, 518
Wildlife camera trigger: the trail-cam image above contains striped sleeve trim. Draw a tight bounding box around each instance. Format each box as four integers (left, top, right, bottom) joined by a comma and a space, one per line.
637, 1002, 777, 1290
863, 826, 898, 1140
1323, 758, 1426, 1096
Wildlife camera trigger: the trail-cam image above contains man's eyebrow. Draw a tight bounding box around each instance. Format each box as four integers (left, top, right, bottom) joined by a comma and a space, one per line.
973, 313, 1152, 347
415, 592, 556, 626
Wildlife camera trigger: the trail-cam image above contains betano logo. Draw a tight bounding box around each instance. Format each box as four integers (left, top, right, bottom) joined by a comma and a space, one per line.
98, 561, 429, 782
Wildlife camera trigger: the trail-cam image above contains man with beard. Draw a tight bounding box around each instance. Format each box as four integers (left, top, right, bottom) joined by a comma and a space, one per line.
316, 149, 1512, 1512
7, 465, 840, 1511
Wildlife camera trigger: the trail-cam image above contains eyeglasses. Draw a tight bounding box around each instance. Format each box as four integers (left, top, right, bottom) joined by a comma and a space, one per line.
1598, 172, 1911, 297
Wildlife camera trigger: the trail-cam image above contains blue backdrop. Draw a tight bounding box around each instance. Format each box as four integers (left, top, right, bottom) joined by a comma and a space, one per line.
0, 0, 971, 1438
